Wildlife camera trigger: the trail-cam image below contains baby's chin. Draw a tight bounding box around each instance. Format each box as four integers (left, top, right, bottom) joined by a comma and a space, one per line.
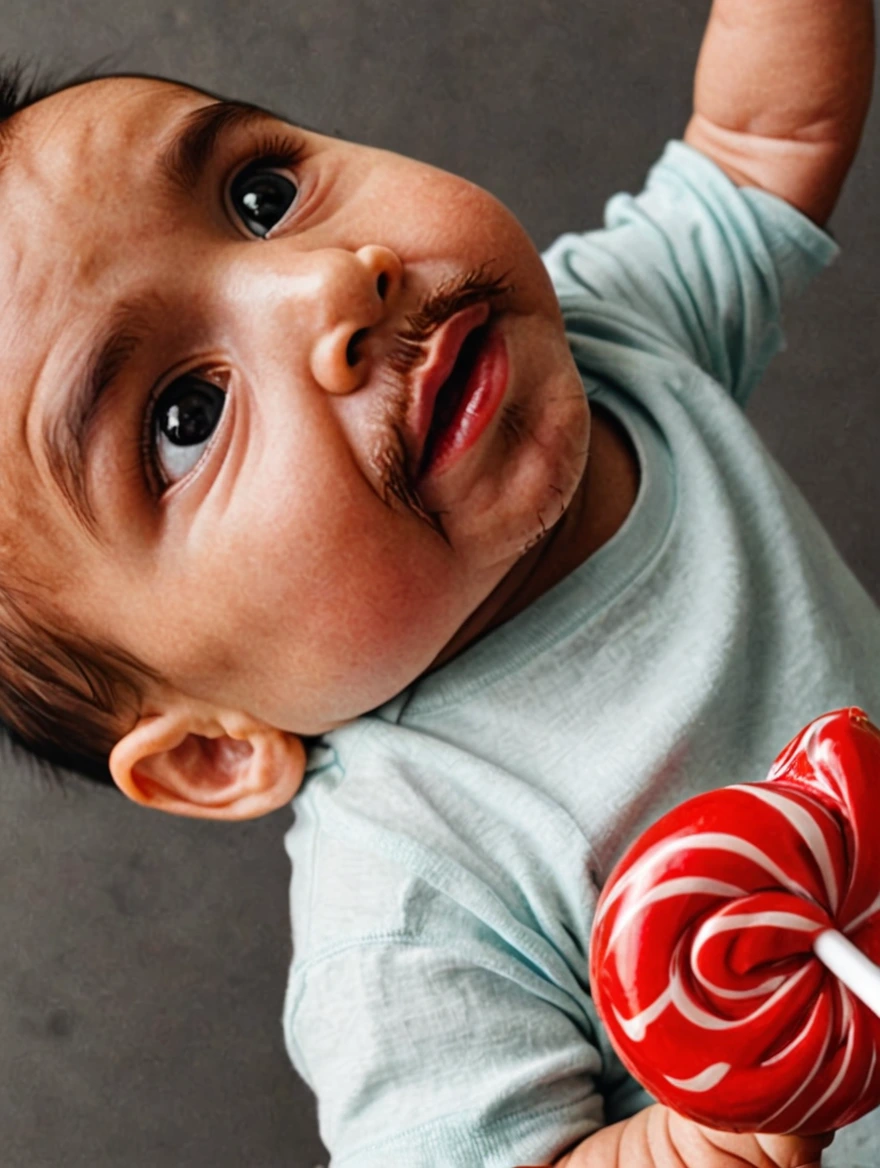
448, 359, 591, 570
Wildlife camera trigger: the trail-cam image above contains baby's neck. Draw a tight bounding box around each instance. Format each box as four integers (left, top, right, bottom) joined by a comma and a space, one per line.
425, 402, 640, 673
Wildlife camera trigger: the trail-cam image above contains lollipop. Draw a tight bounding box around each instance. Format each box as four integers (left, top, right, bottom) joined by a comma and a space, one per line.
589, 707, 880, 1135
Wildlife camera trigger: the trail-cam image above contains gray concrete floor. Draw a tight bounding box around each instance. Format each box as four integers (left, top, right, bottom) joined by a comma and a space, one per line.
0, 1, 877, 1165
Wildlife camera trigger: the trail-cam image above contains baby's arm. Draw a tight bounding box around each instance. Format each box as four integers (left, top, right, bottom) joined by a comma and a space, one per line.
547, 1103, 829, 1167
684, 0, 875, 225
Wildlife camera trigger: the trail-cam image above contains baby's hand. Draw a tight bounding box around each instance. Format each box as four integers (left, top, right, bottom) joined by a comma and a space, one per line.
665, 1108, 832, 1168
545, 1104, 832, 1167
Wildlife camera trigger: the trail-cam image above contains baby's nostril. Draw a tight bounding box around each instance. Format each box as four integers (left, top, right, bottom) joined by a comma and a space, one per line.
346, 328, 369, 367
376, 272, 389, 300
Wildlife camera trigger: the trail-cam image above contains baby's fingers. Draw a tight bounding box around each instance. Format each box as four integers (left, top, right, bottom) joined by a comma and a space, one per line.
679, 1114, 834, 1168
750, 1130, 834, 1167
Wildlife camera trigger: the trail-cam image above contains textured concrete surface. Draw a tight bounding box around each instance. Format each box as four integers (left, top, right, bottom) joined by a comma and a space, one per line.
0, 1, 876, 1165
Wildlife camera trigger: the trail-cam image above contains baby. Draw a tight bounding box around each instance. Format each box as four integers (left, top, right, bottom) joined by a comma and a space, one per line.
0, 0, 877, 1164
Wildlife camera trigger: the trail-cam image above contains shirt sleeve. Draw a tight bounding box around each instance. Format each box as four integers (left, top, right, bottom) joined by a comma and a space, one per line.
541, 140, 840, 408
284, 903, 632, 1167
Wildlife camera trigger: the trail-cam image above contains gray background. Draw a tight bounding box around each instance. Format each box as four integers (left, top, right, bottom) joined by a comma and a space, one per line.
0, 1, 877, 1166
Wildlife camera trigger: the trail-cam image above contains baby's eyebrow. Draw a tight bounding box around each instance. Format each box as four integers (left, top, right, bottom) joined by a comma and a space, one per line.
159, 98, 280, 196
41, 297, 156, 541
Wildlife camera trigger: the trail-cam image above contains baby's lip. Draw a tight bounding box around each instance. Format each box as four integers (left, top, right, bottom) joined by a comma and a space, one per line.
404, 301, 491, 473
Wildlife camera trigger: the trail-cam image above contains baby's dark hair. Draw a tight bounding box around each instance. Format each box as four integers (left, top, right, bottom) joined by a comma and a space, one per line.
0, 61, 159, 792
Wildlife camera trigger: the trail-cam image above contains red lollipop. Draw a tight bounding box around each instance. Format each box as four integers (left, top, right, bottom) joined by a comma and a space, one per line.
589, 707, 880, 1135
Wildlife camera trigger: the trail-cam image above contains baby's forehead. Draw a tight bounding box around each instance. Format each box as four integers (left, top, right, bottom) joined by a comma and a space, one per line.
0, 76, 207, 368
5, 77, 206, 196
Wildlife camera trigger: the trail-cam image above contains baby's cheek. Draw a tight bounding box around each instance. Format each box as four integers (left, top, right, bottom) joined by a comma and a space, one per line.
312, 539, 456, 666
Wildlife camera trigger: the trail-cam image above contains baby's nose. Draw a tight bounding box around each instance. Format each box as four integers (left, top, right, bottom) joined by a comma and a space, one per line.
309, 245, 403, 395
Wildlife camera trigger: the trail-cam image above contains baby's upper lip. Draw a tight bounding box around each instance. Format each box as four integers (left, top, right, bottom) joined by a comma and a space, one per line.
404, 301, 491, 472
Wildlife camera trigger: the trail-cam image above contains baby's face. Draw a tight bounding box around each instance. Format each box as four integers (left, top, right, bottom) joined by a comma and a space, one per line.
2, 76, 588, 736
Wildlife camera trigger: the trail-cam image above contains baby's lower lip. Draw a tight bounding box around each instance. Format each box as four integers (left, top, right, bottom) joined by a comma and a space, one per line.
416, 321, 508, 485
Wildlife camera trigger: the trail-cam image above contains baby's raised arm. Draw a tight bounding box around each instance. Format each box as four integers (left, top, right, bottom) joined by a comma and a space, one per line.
684, 0, 875, 225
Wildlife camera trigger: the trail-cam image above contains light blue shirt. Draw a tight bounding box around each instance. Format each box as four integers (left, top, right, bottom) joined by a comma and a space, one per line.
282, 142, 880, 1167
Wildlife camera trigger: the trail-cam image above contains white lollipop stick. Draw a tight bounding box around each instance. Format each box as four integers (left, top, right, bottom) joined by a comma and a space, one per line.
814, 929, 880, 1018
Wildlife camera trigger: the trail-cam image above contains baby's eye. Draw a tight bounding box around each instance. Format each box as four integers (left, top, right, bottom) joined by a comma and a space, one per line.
149, 373, 227, 487
230, 159, 298, 237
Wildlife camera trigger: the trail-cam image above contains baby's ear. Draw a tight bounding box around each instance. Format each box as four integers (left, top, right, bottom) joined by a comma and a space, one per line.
108, 701, 307, 821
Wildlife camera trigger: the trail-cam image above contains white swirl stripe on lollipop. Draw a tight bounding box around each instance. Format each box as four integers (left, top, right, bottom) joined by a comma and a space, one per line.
589, 707, 880, 1135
